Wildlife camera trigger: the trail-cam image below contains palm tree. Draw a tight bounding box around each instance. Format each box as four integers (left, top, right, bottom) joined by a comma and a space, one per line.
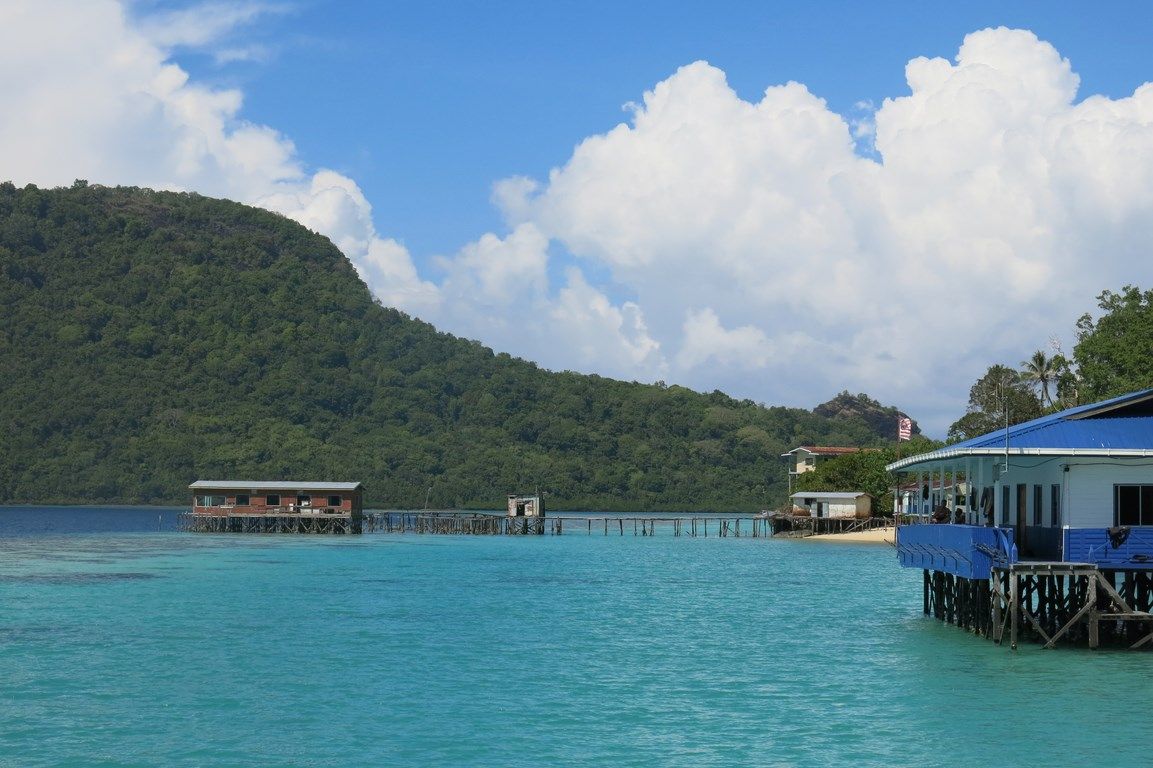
1020, 350, 1057, 408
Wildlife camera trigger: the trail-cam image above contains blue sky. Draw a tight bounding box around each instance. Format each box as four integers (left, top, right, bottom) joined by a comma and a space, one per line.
8, 1, 1153, 435
155, 1, 1153, 253
165, 0, 1153, 257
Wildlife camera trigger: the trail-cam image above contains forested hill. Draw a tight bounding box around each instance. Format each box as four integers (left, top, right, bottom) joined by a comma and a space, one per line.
0, 182, 912, 509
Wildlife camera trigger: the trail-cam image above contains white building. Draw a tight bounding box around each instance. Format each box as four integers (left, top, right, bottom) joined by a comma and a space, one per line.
887, 388, 1153, 561
789, 491, 872, 519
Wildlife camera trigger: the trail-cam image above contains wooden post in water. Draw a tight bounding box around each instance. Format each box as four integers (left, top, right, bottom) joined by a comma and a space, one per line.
1009, 571, 1019, 651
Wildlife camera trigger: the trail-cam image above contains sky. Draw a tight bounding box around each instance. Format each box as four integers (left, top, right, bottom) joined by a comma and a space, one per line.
5, 1, 1153, 437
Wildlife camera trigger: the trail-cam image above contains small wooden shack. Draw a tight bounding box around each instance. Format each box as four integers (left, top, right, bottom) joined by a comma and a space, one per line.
789, 491, 872, 519
507, 494, 544, 518
184, 480, 364, 534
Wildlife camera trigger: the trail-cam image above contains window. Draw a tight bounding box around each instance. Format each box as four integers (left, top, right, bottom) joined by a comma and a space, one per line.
1001, 486, 1010, 525
1033, 485, 1042, 526
1051, 485, 1060, 527
327, 495, 342, 508
297, 495, 312, 507
195, 494, 226, 507
266, 494, 280, 506
236, 494, 249, 506
1115, 485, 1153, 526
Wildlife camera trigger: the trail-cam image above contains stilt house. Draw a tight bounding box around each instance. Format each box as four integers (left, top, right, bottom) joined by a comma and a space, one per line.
889, 389, 1153, 648
186, 480, 364, 534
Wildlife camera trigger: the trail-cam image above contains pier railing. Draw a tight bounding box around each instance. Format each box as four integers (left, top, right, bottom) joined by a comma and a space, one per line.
363, 512, 775, 537
766, 514, 893, 538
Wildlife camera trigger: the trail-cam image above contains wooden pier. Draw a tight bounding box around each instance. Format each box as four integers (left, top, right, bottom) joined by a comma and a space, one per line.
922, 562, 1153, 650
363, 511, 775, 537
767, 513, 892, 538
180, 511, 359, 534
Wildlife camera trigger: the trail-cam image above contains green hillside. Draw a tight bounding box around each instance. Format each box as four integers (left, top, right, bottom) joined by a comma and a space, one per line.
0, 182, 912, 510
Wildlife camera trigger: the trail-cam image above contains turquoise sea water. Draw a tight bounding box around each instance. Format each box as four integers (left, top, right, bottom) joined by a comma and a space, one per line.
2, 507, 1151, 767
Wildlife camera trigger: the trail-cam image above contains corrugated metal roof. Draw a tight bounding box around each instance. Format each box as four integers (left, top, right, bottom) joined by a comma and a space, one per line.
790, 491, 868, 500
781, 446, 861, 456
189, 480, 363, 491
888, 388, 1153, 471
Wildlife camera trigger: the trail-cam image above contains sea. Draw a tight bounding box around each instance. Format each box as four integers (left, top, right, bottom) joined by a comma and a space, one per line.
2, 506, 1150, 768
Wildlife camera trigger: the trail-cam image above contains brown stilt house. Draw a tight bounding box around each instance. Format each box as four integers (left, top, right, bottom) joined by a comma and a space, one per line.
184, 480, 365, 534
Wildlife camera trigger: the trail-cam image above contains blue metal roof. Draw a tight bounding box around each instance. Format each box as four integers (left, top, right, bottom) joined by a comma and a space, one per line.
953, 389, 1153, 450
889, 388, 1153, 470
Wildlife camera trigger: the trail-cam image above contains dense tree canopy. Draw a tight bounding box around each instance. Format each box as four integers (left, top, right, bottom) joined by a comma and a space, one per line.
791, 435, 942, 509
1074, 286, 1153, 401
0, 182, 911, 510
945, 284, 1153, 441
946, 364, 1042, 443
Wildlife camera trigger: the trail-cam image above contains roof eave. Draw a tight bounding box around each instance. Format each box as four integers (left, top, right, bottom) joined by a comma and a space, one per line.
887, 447, 1153, 472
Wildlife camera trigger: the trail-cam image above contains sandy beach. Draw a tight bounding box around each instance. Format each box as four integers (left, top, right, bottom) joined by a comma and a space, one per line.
804, 526, 895, 545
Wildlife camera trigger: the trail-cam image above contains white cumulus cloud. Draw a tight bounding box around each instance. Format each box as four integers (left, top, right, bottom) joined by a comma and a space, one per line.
0, 0, 438, 313
489, 29, 1153, 432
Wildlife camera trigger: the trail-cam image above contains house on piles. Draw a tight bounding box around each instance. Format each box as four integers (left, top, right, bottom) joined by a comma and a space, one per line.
887, 389, 1153, 648
186, 480, 364, 534
888, 388, 1153, 567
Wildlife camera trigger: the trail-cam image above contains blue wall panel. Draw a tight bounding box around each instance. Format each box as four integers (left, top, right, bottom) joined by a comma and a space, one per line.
897, 525, 1017, 579
1064, 527, 1153, 569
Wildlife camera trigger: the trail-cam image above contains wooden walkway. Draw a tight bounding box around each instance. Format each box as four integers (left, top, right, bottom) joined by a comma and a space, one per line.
767, 513, 892, 538
363, 511, 774, 537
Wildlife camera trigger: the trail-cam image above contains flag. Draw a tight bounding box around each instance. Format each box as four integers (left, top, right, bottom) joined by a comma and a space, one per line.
898, 417, 912, 441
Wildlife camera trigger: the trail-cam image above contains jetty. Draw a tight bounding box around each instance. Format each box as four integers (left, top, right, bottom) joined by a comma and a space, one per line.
363, 511, 775, 537
766, 513, 891, 538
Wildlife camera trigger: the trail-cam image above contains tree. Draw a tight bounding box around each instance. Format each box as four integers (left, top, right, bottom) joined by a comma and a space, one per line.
1051, 354, 1079, 409
1074, 286, 1153, 401
792, 437, 944, 514
0, 182, 924, 510
792, 450, 893, 510
1020, 350, 1057, 408
947, 364, 1042, 443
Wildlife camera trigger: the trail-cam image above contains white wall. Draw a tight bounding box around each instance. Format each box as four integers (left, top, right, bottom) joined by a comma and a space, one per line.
1065, 459, 1153, 528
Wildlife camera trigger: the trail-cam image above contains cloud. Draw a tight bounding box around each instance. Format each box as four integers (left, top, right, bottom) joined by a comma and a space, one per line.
136, 1, 283, 50
489, 29, 1153, 432
676, 309, 775, 370
430, 226, 665, 380
5, 7, 1153, 435
0, 0, 439, 314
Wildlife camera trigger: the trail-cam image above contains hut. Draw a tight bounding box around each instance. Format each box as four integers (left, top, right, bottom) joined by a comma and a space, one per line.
507, 494, 544, 518
185, 480, 364, 534
789, 491, 871, 519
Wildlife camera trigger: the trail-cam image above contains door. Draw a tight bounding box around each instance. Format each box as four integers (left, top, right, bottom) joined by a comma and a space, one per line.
1015, 484, 1028, 555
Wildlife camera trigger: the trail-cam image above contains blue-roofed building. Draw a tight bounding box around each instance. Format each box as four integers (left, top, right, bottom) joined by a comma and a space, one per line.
889, 388, 1153, 565
888, 390, 1153, 649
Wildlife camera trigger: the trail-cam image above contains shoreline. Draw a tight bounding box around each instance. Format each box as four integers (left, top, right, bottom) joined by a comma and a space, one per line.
803, 526, 895, 545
